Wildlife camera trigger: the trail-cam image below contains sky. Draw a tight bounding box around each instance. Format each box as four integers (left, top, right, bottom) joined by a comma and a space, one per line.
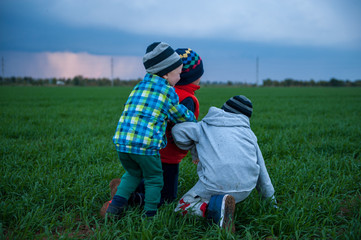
1, 0, 361, 84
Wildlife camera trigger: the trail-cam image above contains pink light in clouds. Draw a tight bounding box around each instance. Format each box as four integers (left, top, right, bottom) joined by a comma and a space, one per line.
0, 51, 145, 79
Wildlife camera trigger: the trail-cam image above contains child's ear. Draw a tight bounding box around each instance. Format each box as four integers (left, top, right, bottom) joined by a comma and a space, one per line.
162, 74, 168, 80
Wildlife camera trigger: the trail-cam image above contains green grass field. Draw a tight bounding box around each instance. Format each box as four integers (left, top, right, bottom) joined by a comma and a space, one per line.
1, 86, 360, 239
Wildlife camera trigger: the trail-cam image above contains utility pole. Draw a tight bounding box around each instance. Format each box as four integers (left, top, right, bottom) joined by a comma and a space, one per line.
1, 57, 4, 79
111, 57, 114, 87
256, 56, 259, 86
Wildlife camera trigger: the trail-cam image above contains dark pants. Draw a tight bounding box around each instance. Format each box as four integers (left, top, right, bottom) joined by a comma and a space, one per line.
161, 162, 179, 204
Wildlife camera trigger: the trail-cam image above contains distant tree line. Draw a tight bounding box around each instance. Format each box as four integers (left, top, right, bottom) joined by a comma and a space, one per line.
262, 78, 361, 87
0, 75, 142, 87
1, 76, 360, 87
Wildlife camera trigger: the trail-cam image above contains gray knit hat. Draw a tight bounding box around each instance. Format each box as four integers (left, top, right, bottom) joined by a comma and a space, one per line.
222, 95, 253, 118
143, 42, 183, 77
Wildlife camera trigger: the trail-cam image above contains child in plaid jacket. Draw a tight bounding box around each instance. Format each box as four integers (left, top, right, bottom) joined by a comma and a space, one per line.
108, 42, 196, 218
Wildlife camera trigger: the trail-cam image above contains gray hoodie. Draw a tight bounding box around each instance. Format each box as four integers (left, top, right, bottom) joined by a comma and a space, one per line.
172, 106, 275, 201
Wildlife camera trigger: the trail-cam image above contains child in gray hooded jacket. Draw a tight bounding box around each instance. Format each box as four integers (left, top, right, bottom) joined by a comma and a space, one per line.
171, 95, 276, 231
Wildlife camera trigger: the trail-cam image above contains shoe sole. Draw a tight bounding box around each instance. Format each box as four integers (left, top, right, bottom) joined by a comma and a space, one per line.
100, 201, 110, 218
220, 195, 236, 232
109, 178, 121, 199
99, 179, 121, 218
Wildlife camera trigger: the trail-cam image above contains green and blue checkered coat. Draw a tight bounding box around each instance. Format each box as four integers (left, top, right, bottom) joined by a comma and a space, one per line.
113, 73, 196, 155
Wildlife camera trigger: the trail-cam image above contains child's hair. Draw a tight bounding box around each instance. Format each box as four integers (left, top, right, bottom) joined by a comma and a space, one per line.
221, 95, 253, 118
175, 48, 204, 86
143, 42, 183, 77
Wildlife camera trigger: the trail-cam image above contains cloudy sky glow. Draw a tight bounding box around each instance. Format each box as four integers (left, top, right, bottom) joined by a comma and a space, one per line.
1, 0, 360, 83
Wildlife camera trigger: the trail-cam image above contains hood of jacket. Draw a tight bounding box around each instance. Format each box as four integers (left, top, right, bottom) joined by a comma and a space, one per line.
201, 106, 250, 128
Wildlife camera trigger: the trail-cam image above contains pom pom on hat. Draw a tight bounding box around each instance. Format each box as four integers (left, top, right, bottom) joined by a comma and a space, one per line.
175, 48, 204, 86
143, 42, 183, 77
222, 95, 253, 118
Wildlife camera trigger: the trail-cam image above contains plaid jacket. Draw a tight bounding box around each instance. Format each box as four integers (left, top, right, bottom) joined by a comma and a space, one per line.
113, 73, 196, 155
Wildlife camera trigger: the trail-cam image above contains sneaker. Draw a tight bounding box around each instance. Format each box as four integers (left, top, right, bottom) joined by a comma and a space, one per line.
207, 194, 235, 231
143, 210, 157, 218
99, 179, 121, 218
106, 195, 128, 218
101, 195, 139, 219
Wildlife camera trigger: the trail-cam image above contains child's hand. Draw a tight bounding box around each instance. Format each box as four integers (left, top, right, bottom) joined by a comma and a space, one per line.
270, 195, 278, 209
192, 159, 199, 165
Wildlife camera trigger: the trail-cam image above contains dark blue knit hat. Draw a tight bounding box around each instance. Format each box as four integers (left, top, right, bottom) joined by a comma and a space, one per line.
175, 48, 204, 86
143, 42, 183, 77
222, 95, 253, 118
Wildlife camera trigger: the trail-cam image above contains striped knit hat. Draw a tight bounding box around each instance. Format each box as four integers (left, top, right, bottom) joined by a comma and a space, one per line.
143, 42, 183, 77
175, 48, 204, 86
222, 95, 253, 118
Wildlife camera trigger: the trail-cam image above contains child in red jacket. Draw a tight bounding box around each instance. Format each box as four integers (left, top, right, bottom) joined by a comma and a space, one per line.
159, 48, 203, 204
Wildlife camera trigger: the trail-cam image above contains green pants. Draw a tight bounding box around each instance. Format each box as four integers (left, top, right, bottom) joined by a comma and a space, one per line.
115, 152, 164, 211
